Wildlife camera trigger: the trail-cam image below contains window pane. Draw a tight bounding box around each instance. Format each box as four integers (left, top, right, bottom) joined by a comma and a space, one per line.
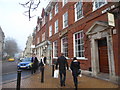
74, 31, 84, 58
62, 37, 68, 57
76, 0, 83, 20
53, 41, 58, 57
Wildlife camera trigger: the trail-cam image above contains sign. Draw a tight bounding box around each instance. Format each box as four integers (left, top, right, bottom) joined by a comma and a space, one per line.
108, 12, 115, 27
59, 29, 68, 38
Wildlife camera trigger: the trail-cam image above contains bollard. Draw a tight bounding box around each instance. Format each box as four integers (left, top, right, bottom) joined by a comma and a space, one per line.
16, 70, 22, 90
52, 64, 54, 77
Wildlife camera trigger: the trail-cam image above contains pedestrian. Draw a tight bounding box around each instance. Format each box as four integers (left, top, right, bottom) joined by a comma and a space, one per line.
43, 56, 47, 65
55, 53, 69, 87
39, 54, 46, 83
31, 54, 39, 74
70, 57, 81, 90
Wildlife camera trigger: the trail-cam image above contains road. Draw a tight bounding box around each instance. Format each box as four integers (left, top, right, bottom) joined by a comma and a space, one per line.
2, 60, 31, 84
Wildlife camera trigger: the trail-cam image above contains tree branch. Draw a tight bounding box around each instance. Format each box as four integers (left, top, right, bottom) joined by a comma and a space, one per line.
19, 0, 41, 21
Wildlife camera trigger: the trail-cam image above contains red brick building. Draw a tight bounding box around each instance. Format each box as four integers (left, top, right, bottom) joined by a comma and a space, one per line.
33, 1, 120, 84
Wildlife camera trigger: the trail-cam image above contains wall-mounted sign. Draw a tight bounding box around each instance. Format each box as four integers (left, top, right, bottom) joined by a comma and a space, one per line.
108, 12, 115, 27
59, 29, 68, 38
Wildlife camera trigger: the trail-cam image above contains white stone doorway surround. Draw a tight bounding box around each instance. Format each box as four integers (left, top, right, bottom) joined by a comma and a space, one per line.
86, 21, 116, 82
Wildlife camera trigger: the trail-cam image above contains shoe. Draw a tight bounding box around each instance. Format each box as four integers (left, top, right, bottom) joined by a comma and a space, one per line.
41, 81, 44, 83
63, 83, 65, 86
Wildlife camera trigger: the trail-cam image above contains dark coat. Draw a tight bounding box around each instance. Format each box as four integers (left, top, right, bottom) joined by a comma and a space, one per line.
56, 56, 69, 71
43, 57, 46, 64
39, 57, 46, 67
31, 57, 39, 69
70, 60, 80, 77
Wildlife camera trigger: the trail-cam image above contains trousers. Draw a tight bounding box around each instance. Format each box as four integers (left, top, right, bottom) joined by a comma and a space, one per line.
59, 70, 66, 86
40, 66, 44, 83
73, 75, 78, 90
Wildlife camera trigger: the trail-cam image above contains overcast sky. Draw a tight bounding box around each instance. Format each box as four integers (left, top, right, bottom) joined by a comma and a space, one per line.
0, 0, 49, 51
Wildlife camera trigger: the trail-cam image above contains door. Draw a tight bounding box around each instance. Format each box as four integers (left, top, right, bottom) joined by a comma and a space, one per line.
98, 38, 109, 73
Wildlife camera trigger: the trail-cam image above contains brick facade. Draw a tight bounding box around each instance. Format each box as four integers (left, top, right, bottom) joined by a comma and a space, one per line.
33, 1, 120, 83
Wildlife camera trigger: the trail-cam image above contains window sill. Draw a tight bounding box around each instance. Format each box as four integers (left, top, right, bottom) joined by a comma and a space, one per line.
53, 57, 58, 59
75, 16, 84, 22
77, 57, 88, 60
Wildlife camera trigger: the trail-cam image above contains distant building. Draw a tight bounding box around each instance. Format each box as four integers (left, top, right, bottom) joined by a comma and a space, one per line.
0, 26, 5, 61
23, 35, 33, 57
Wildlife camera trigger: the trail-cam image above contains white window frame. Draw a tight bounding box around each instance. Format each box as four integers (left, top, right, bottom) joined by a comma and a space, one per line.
53, 41, 58, 58
75, 0, 83, 22
49, 11, 52, 20
42, 16, 45, 26
93, 0, 107, 11
37, 23, 40, 31
37, 37, 40, 44
62, 0, 68, 6
61, 37, 68, 58
63, 12, 68, 29
42, 32, 45, 41
73, 30, 85, 59
55, 20, 58, 34
55, 3, 58, 15
49, 25, 52, 37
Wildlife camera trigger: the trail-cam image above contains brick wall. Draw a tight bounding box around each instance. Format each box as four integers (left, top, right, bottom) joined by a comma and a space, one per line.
34, 2, 119, 73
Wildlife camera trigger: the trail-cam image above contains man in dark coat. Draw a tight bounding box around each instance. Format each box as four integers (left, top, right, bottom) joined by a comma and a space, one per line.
31, 54, 39, 74
55, 53, 69, 87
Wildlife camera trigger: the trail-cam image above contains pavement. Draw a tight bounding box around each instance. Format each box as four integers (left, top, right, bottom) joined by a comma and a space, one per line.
1, 65, 119, 89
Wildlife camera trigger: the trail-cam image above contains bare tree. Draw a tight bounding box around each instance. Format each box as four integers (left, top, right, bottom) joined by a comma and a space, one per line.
4, 37, 19, 57
19, 0, 41, 21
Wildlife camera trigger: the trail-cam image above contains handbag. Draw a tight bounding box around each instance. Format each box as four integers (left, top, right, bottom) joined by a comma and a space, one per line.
54, 70, 59, 78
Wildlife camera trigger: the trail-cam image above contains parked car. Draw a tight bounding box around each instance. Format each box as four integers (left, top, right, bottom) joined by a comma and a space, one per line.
17, 57, 33, 69
8, 58, 15, 62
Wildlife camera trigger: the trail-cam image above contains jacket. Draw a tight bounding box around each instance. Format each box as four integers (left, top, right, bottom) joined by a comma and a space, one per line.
39, 57, 46, 67
56, 56, 69, 71
70, 60, 80, 76
31, 57, 39, 69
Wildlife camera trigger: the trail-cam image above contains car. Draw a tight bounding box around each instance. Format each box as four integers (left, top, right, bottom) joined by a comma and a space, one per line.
8, 58, 15, 62
17, 57, 33, 69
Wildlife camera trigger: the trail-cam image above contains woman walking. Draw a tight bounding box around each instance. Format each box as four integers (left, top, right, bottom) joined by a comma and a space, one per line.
70, 57, 81, 90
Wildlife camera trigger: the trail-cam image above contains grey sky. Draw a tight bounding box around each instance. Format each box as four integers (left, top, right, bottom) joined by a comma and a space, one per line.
0, 0, 49, 51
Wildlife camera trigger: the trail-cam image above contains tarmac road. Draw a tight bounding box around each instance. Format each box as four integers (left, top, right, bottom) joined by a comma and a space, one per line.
2, 60, 31, 84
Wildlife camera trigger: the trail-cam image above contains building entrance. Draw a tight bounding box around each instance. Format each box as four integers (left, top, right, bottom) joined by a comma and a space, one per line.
98, 38, 109, 73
